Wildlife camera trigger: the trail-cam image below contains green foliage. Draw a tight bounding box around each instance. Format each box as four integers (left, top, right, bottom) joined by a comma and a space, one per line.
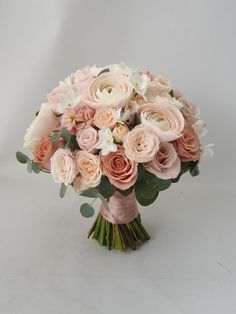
134, 114, 141, 126
80, 203, 95, 218
50, 133, 60, 143
97, 176, 116, 198
118, 186, 134, 196
97, 68, 110, 76
59, 183, 67, 198
169, 89, 174, 97
16, 151, 29, 164
81, 188, 109, 209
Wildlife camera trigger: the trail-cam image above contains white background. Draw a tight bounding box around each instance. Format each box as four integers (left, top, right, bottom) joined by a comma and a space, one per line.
0, 1, 235, 313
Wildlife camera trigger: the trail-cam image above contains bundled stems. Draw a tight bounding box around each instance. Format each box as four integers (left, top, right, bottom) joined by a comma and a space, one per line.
88, 213, 150, 251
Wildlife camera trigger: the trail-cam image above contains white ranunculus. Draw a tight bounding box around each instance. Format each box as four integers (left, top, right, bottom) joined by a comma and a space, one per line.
23, 103, 59, 150
50, 148, 77, 185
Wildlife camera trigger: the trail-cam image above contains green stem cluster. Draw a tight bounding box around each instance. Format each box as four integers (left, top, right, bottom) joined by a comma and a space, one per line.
88, 213, 150, 251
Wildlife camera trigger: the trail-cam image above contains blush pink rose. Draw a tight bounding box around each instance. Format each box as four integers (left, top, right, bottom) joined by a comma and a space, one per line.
85, 72, 133, 108
33, 137, 64, 170
73, 151, 102, 192
144, 142, 181, 179
50, 148, 77, 185
93, 106, 117, 129
76, 127, 98, 153
172, 122, 201, 162
123, 124, 160, 162
137, 102, 185, 142
100, 145, 138, 190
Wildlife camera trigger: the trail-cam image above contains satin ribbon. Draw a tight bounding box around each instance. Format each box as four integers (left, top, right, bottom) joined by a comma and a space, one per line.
100, 190, 139, 224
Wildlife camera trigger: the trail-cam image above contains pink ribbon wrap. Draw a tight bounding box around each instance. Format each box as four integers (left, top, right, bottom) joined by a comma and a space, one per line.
100, 191, 139, 224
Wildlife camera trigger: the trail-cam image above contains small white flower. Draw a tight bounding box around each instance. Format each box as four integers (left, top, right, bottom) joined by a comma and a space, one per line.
192, 120, 208, 138
129, 72, 150, 96
95, 128, 117, 156
201, 143, 215, 158
109, 62, 133, 75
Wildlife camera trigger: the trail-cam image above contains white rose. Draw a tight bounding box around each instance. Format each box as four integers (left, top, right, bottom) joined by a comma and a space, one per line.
50, 148, 77, 185
23, 103, 59, 150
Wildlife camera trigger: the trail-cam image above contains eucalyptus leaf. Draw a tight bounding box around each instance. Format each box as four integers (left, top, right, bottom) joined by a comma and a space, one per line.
152, 177, 171, 191
81, 188, 109, 209
190, 165, 200, 177
61, 128, 72, 142
118, 186, 134, 196
80, 203, 95, 218
32, 162, 43, 173
60, 183, 67, 198
97, 176, 115, 198
134, 113, 142, 126
16, 151, 29, 164
50, 133, 60, 143
27, 160, 32, 173
97, 68, 110, 76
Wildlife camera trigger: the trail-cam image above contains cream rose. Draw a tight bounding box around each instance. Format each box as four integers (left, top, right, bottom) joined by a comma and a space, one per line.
85, 72, 133, 108
50, 148, 77, 185
112, 122, 130, 143
144, 142, 181, 179
138, 101, 185, 142
76, 127, 98, 153
123, 124, 160, 162
93, 106, 117, 129
23, 103, 59, 150
73, 151, 102, 192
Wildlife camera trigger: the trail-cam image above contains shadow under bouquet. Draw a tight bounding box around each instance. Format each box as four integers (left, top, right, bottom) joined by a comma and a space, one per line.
16, 63, 213, 251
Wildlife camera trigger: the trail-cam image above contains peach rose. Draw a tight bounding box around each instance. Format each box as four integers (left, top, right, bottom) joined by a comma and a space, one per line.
138, 101, 185, 142
74, 151, 102, 192
100, 145, 138, 190
172, 122, 201, 162
33, 137, 64, 170
123, 124, 160, 162
93, 106, 117, 129
24, 103, 59, 150
76, 127, 98, 153
144, 142, 181, 179
85, 72, 133, 108
50, 148, 77, 185
112, 122, 130, 143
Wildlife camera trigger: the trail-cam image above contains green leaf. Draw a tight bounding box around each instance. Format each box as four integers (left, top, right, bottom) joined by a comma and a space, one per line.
66, 135, 79, 151
171, 173, 181, 183
135, 173, 159, 206
152, 177, 171, 191
134, 113, 141, 126
60, 183, 67, 198
36, 110, 39, 116
190, 165, 200, 177
16, 151, 29, 164
80, 203, 95, 218
31, 162, 43, 173
169, 89, 174, 97
180, 162, 191, 174
118, 186, 134, 196
137, 164, 146, 181
97, 176, 116, 198
50, 133, 60, 143
61, 128, 72, 142
27, 160, 32, 173
81, 188, 109, 209
97, 68, 110, 77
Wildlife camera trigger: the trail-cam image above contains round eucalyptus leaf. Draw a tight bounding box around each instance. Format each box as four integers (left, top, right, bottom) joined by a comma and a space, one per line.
80, 203, 95, 218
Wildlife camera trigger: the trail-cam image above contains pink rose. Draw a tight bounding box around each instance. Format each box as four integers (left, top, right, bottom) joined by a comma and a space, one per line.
144, 142, 181, 179
23, 103, 59, 150
73, 151, 102, 192
33, 136, 64, 170
93, 106, 117, 129
172, 122, 201, 162
85, 72, 133, 108
50, 148, 77, 185
112, 122, 130, 143
138, 102, 185, 142
76, 127, 98, 153
123, 124, 160, 162
100, 145, 138, 190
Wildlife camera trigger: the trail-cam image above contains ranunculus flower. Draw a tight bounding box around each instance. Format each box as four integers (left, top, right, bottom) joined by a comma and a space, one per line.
123, 124, 160, 162
61, 106, 95, 134
93, 106, 117, 129
144, 142, 181, 179
50, 148, 77, 185
138, 101, 185, 142
100, 145, 138, 190
76, 126, 98, 153
24, 103, 59, 150
112, 122, 130, 143
33, 137, 64, 170
172, 122, 201, 162
47, 85, 81, 115
73, 151, 102, 192
85, 72, 133, 108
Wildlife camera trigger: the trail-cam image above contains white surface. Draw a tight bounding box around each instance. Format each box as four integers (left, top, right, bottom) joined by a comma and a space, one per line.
0, 1, 236, 313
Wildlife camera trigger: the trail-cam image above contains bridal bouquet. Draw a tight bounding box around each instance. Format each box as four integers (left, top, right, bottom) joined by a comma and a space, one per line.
16, 63, 213, 251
